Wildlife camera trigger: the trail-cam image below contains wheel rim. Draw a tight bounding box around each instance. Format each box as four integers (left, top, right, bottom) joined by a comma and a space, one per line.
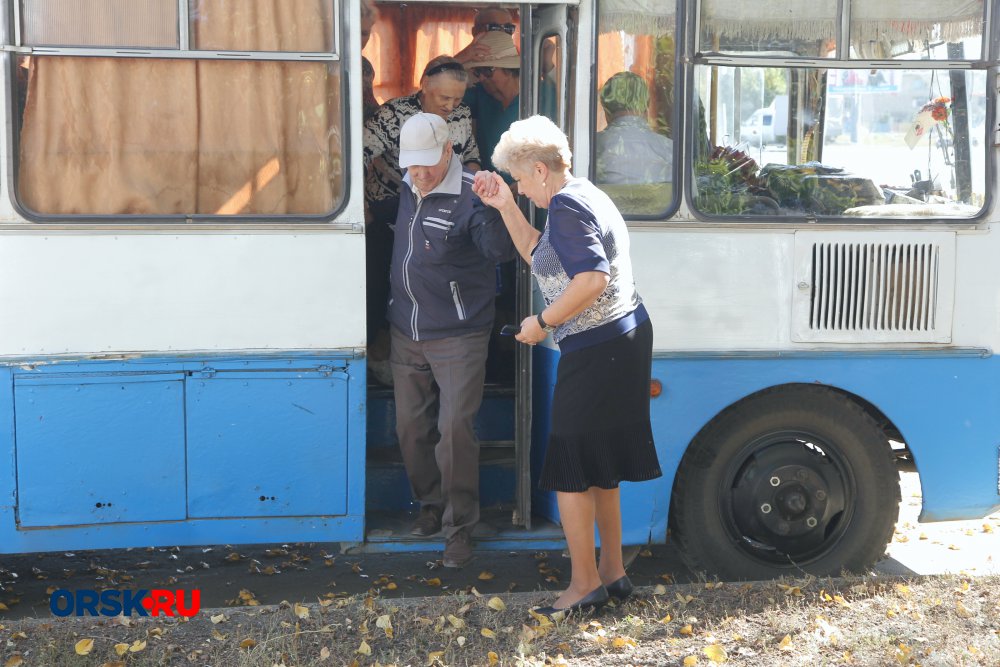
720, 430, 856, 567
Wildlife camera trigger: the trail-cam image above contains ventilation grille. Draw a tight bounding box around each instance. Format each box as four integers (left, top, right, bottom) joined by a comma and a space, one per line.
809, 242, 939, 332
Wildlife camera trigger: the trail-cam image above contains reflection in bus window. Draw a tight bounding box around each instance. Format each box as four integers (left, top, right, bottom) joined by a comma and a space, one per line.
594, 0, 676, 217
695, 66, 986, 218
693, 1, 986, 220
15, 2, 344, 217
538, 35, 560, 122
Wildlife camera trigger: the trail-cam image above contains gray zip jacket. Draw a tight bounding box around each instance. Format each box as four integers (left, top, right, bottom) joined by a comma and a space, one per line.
388, 155, 516, 341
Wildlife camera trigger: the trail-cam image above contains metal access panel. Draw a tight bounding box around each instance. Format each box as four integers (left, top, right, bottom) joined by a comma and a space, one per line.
14, 373, 187, 527
186, 370, 350, 518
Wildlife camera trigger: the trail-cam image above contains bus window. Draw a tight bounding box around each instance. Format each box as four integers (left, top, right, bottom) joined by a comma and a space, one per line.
692, 0, 987, 220
538, 35, 560, 123
15, 1, 344, 218
593, 0, 676, 217
699, 0, 837, 58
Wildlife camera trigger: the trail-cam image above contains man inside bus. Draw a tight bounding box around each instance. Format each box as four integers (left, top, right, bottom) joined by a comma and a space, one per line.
460, 30, 522, 176
388, 113, 516, 568
454, 7, 517, 66
595, 71, 673, 185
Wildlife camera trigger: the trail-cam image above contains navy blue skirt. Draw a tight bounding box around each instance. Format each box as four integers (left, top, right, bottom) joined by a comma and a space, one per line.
539, 318, 662, 492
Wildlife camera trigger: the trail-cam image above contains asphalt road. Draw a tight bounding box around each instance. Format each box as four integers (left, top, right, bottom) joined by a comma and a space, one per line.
1, 473, 997, 620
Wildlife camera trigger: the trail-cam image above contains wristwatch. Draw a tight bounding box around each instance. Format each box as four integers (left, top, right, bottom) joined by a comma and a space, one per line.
536, 312, 556, 334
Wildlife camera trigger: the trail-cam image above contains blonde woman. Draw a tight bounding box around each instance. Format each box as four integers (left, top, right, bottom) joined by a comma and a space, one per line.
473, 115, 661, 617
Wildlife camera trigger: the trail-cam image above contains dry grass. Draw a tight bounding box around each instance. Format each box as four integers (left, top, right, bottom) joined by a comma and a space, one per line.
2, 573, 1000, 666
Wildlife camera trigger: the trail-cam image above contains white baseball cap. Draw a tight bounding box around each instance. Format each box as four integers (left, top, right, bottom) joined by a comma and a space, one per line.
398, 113, 450, 168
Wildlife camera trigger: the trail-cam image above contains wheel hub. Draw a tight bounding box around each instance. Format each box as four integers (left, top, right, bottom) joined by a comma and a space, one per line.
729, 439, 849, 561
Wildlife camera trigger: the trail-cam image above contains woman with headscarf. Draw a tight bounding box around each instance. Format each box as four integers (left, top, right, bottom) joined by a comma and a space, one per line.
473, 115, 661, 618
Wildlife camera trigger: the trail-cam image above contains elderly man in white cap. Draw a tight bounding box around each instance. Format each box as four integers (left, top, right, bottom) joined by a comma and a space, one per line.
387, 113, 516, 567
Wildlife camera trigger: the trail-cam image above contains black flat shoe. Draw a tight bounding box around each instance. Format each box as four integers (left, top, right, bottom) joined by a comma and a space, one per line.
605, 575, 634, 601
532, 585, 609, 620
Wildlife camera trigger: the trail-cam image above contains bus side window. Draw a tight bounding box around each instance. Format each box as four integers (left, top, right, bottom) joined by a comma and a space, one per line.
538, 36, 560, 123
16, 0, 345, 218
593, 2, 676, 218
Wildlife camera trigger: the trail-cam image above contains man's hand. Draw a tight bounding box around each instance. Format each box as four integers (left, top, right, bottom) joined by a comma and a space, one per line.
454, 33, 492, 65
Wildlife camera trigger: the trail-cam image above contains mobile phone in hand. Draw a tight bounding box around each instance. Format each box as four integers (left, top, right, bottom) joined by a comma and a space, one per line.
500, 324, 520, 336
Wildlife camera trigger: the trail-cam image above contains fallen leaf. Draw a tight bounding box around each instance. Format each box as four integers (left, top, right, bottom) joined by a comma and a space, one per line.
4, 656, 24, 667
457, 636, 466, 647
779, 635, 793, 650
487, 597, 506, 611
983, 524, 994, 534
357, 640, 372, 656
653, 584, 667, 595
487, 652, 499, 666
679, 624, 693, 636
478, 571, 495, 580
683, 657, 698, 666
612, 636, 637, 648
114, 642, 129, 656
447, 614, 466, 629
481, 628, 496, 639
956, 600, 973, 618
659, 614, 672, 623
0, 604, 8, 612
425, 577, 442, 587
703, 644, 728, 663
377, 614, 395, 639
294, 603, 310, 620
211, 629, 227, 641
129, 640, 147, 653
240, 638, 257, 649
75, 639, 95, 655
428, 650, 445, 663
100, 662, 125, 667
210, 613, 227, 624
320, 646, 331, 660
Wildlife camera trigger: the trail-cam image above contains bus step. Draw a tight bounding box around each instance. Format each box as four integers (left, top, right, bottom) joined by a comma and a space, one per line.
367, 384, 514, 450
360, 506, 566, 552
367, 447, 515, 513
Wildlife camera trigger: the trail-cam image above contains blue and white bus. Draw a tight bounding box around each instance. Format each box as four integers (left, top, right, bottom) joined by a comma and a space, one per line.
0, 0, 995, 580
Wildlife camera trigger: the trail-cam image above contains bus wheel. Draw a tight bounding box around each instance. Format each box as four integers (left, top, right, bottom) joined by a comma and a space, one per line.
671, 385, 900, 580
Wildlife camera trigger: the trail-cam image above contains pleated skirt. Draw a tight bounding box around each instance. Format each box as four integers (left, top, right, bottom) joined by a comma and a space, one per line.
538, 318, 662, 492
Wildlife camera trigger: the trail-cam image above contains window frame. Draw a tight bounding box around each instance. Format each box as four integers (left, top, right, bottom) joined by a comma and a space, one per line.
683, 0, 994, 226
13, 0, 341, 62
589, 0, 683, 223
5, 0, 352, 225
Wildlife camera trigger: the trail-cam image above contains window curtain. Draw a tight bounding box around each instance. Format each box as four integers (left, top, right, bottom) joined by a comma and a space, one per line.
18, 0, 342, 216
364, 6, 516, 104
699, 0, 983, 48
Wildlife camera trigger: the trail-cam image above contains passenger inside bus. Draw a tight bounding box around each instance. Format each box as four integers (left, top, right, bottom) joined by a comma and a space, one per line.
595, 71, 674, 186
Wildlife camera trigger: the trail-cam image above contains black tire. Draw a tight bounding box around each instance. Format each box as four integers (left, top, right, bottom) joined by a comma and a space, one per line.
671, 385, 900, 580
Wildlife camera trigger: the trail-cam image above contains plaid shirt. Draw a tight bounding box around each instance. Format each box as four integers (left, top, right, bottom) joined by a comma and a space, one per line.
362, 93, 479, 204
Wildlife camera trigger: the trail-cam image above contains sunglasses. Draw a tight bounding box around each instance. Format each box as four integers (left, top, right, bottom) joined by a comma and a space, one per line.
475, 22, 516, 35
472, 67, 496, 79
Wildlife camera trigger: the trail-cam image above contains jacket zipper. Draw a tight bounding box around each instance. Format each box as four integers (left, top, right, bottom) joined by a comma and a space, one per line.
402, 196, 424, 340
450, 281, 467, 321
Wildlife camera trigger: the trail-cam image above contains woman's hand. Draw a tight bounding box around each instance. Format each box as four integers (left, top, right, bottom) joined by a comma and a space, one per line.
515, 314, 548, 346
473, 171, 515, 212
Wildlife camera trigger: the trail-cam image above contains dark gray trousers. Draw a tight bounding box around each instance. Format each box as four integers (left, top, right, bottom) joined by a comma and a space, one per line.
390, 326, 490, 538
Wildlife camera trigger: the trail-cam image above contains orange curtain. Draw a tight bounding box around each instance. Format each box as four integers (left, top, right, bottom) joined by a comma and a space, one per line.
19, 0, 342, 216
364, 6, 518, 103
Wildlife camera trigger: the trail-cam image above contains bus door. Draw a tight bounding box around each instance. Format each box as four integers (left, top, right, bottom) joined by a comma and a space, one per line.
519, 3, 573, 527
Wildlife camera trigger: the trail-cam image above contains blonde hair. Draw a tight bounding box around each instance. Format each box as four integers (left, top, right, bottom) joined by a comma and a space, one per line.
491, 115, 572, 175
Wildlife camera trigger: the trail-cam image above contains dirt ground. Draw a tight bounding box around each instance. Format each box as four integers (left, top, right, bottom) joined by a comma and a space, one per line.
2, 572, 1000, 666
